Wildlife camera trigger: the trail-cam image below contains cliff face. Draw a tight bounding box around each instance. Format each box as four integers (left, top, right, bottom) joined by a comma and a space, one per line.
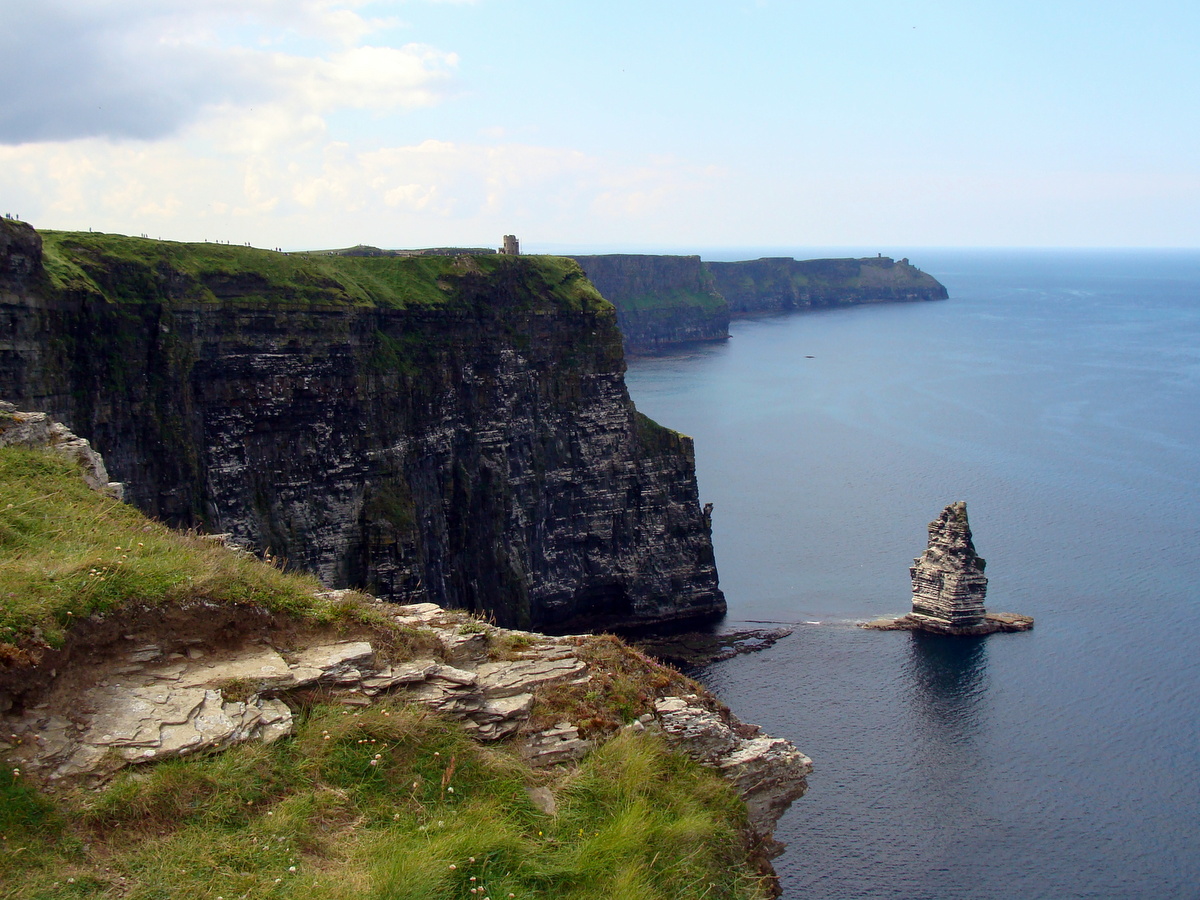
568, 254, 730, 351
707, 256, 948, 314
567, 253, 947, 350
0, 222, 724, 632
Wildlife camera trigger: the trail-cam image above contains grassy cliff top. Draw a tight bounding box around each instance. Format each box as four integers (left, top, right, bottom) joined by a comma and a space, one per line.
0, 445, 367, 657
707, 255, 947, 294
0, 444, 771, 899
36, 229, 609, 314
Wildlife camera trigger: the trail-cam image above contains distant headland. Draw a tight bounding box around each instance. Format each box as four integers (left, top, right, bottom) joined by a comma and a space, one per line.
312, 239, 950, 352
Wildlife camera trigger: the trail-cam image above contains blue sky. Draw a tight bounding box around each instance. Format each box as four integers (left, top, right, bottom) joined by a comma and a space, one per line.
1, 0, 1196, 250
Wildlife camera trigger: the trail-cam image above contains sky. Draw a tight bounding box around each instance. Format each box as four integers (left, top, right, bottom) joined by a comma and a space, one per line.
1, 0, 1197, 252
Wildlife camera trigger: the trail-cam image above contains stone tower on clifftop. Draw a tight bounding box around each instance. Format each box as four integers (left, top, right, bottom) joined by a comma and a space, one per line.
500, 234, 520, 255
909, 501, 988, 628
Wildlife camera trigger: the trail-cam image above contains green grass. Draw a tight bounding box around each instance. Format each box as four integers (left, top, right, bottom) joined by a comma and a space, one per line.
37, 231, 609, 315
0, 446, 346, 652
0, 448, 770, 898
2, 702, 767, 900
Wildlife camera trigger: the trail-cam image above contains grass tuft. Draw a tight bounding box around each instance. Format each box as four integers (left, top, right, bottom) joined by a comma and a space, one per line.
2, 701, 768, 899
0, 446, 353, 652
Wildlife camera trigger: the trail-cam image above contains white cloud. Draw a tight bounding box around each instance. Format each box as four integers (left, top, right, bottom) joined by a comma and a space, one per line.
0, 0, 455, 144
0, 0, 734, 248
0, 122, 718, 248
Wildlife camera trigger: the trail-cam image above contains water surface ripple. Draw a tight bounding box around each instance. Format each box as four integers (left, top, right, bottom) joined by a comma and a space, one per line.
624, 249, 1200, 900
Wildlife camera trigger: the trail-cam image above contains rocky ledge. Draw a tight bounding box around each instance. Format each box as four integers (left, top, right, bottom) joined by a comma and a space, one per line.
2, 599, 811, 855
634, 626, 795, 669
861, 611, 1034, 635
0, 401, 124, 499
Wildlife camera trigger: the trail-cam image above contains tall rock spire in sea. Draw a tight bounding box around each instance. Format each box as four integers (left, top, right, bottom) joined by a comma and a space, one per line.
908, 501, 988, 628
861, 500, 1032, 634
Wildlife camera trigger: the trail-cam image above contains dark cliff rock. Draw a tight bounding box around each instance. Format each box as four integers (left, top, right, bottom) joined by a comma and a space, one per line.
707, 255, 948, 315
567, 254, 730, 351
0, 222, 724, 632
566, 253, 947, 350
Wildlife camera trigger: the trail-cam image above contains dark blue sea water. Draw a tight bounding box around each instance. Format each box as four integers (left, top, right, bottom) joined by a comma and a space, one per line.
623, 250, 1200, 900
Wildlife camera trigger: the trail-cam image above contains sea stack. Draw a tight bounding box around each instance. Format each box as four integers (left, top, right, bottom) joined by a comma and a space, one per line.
861, 501, 1033, 635
909, 501, 988, 628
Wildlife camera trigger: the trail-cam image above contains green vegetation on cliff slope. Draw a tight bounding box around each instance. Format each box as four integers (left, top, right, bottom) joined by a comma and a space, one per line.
708, 256, 946, 305
0, 447, 346, 653
615, 285, 726, 313
2, 706, 761, 900
0, 449, 771, 899
38, 231, 608, 314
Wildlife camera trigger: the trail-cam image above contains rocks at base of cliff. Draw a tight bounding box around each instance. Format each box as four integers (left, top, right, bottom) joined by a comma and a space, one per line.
633, 626, 794, 669
0, 402, 124, 499
2, 601, 809, 856
861, 611, 1034, 635
652, 695, 812, 855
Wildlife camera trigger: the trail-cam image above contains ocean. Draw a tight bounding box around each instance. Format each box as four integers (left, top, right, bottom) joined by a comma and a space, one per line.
622, 249, 1200, 900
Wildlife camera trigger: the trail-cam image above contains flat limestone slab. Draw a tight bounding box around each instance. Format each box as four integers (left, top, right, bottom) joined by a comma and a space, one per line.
861, 612, 1034, 635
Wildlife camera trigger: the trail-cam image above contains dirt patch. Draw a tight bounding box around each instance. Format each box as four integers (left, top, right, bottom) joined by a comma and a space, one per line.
0, 598, 417, 719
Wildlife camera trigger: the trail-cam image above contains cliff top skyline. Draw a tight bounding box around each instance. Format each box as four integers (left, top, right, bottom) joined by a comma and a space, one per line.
2, 1, 1196, 251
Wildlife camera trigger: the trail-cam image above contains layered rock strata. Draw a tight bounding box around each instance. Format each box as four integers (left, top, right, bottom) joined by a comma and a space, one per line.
861, 501, 1033, 635
1, 600, 810, 854
910, 501, 989, 627
0, 223, 724, 631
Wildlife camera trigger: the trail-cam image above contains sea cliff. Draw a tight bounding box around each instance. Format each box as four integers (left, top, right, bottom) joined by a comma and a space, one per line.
707, 255, 949, 315
0, 221, 724, 632
568, 254, 730, 349
566, 252, 947, 351
0, 421, 810, 897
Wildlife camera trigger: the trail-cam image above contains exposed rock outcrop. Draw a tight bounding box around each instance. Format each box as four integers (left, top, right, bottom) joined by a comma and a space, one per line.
910, 501, 989, 627
861, 502, 1033, 635
2, 600, 809, 854
0, 401, 124, 498
0, 223, 724, 632
653, 695, 811, 854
